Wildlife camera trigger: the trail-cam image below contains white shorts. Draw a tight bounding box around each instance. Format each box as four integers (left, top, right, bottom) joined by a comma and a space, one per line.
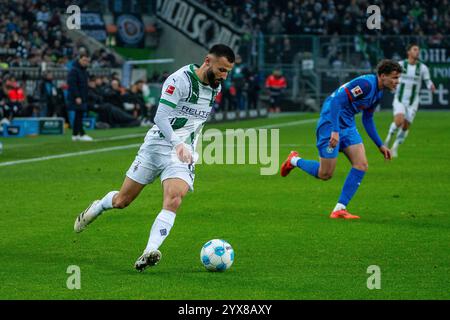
126, 142, 196, 191
393, 98, 419, 123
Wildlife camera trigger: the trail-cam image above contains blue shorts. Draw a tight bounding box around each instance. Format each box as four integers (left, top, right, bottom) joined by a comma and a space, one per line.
316, 121, 363, 158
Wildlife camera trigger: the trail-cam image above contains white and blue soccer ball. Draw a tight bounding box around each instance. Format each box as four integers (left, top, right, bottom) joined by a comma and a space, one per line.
200, 239, 234, 272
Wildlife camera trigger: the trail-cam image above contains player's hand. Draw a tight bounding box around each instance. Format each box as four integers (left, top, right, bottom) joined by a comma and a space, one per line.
75, 97, 82, 105
431, 84, 436, 93
379, 145, 392, 160
329, 131, 339, 148
175, 143, 193, 164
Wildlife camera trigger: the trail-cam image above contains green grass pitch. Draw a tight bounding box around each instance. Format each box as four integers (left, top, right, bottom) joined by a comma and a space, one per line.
0, 111, 449, 299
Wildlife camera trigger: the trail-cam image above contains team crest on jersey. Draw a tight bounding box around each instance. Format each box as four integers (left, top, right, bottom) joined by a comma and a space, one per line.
165, 85, 176, 95
351, 86, 363, 97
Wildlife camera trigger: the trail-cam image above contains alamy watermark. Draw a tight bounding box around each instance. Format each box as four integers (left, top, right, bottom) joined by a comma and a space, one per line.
189, 128, 279, 175
66, 265, 81, 290
66, 5, 81, 30
367, 5, 381, 30
366, 265, 381, 290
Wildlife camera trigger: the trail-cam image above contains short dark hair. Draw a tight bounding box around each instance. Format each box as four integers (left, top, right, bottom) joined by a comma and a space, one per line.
79, 53, 90, 60
209, 44, 235, 63
376, 59, 402, 75
407, 43, 419, 52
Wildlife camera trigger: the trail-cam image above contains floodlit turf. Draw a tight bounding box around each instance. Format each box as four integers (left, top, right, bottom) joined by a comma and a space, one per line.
0, 111, 449, 299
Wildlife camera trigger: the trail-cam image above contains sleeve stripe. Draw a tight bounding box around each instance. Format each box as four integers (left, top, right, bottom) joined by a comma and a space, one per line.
344, 87, 353, 102
159, 98, 177, 108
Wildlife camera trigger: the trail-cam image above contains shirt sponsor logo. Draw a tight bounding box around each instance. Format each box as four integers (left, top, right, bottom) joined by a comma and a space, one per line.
351, 86, 363, 97
165, 85, 176, 95
181, 105, 210, 119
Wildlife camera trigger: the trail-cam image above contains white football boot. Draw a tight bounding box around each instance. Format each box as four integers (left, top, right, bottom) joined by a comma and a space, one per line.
134, 250, 162, 272
392, 148, 398, 158
74, 200, 101, 233
79, 134, 93, 141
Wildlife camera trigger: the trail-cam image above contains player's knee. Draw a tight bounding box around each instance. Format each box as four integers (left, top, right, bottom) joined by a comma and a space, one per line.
402, 122, 410, 130
394, 116, 404, 127
164, 194, 183, 212
318, 171, 333, 180
353, 162, 368, 172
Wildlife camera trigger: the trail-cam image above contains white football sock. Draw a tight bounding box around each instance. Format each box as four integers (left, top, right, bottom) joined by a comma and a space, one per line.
145, 209, 176, 253
386, 122, 399, 144
333, 203, 346, 212
291, 156, 301, 166
93, 190, 119, 216
392, 129, 409, 150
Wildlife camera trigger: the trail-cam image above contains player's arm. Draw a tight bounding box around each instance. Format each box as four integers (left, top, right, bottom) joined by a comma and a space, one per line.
423, 65, 436, 93
154, 76, 192, 163
327, 90, 347, 148
362, 109, 392, 160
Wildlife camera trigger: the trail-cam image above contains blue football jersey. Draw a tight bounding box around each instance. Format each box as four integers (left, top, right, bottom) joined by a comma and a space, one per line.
320, 74, 383, 130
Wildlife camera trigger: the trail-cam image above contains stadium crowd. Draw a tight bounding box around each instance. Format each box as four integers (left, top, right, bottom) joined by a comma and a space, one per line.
0, 0, 118, 69
1, 0, 449, 125
198, 0, 450, 36
0, 0, 149, 132
0, 69, 155, 130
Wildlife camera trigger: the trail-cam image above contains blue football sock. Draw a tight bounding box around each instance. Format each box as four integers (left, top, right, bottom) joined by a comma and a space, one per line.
296, 159, 320, 178
338, 167, 366, 206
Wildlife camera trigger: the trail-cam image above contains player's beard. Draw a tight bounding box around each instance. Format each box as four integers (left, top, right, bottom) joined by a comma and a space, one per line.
206, 68, 222, 89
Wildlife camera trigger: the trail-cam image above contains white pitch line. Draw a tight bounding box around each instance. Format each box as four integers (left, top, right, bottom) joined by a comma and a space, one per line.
94, 133, 148, 142
0, 118, 318, 167
94, 118, 318, 141
256, 118, 317, 129
0, 144, 140, 167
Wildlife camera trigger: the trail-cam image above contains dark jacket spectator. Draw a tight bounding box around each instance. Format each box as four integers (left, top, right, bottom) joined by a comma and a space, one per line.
67, 54, 92, 140
67, 57, 89, 112
102, 79, 124, 109
87, 76, 140, 128
39, 71, 60, 117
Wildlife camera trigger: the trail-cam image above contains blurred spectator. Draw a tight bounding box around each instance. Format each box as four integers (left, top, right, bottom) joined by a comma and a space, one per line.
247, 69, 262, 110
87, 75, 140, 128
3, 75, 30, 118
39, 71, 62, 117
122, 80, 145, 119
265, 69, 287, 113
218, 76, 234, 111
103, 78, 125, 109
141, 79, 156, 125
67, 53, 92, 142
230, 54, 249, 110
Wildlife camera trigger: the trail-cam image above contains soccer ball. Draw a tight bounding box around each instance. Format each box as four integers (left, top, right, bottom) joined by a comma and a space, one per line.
200, 239, 234, 271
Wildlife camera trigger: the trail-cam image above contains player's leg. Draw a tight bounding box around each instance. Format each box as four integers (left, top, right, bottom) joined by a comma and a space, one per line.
74, 153, 157, 233
391, 103, 417, 157
385, 100, 405, 146
136, 156, 194, 271
281, 121, 337, 179
135, 178, 190, 271
74, 176, 145, 233
145, 178, 189, 253
330, 143, 367, 219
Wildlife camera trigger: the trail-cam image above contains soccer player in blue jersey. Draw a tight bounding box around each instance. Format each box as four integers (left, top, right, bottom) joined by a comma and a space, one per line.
280, 60, 402, 219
